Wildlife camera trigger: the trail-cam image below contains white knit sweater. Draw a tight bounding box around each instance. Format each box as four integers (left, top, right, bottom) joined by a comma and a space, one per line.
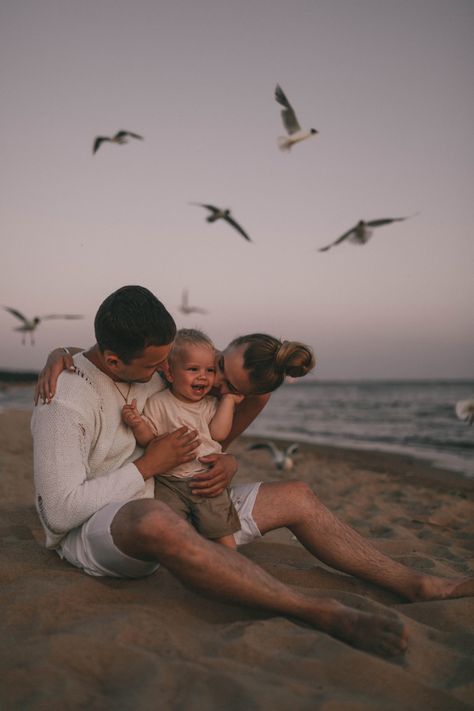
31, 353, 165, 548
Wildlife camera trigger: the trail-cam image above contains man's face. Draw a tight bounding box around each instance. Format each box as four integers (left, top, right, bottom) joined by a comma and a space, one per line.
106, 343, 173, 383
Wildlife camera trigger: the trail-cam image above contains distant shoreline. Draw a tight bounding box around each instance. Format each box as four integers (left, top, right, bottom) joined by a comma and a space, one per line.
0, 370, 39, 383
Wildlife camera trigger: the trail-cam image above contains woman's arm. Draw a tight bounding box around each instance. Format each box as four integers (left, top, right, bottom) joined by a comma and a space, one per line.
35, 346, 84, 404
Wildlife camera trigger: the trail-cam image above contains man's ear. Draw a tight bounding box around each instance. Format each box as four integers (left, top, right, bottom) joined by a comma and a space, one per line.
104, 351, 122, 372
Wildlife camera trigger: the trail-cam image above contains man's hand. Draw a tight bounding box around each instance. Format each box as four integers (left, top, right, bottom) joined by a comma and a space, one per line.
190, 453, 237, 497
134, 426, 200, 480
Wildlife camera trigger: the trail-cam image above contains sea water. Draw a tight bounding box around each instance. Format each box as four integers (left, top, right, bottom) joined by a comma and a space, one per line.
2, 379, 473, 479
246, 380, 474, 479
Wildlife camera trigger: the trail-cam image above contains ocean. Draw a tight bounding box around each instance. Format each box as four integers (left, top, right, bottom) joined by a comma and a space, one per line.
246, 379, 474, 479
2, 379, 473, 479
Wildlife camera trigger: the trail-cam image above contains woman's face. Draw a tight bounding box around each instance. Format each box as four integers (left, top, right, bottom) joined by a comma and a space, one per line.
214, 344, 255, 396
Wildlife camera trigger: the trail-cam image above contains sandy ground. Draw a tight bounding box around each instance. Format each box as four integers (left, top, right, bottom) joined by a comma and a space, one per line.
1, 409, 473, 710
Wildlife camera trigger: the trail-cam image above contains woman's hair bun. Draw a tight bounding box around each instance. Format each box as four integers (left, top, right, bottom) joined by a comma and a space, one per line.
276, 341, 316, 378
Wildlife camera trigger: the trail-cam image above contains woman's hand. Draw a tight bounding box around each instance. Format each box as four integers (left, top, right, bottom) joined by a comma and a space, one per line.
34, 348, 76, 405
190, 453, 238, 497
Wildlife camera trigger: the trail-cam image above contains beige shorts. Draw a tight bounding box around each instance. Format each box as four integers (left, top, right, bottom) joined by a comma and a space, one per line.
154, 476, 241, 540
57, 482, 262, 578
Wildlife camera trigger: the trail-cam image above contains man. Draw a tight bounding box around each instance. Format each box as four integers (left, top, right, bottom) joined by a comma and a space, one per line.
32, 285, 473, 658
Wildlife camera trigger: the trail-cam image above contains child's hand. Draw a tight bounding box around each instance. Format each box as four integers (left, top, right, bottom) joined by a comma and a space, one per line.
222, 393, 245, 406
122, 399, 142, 428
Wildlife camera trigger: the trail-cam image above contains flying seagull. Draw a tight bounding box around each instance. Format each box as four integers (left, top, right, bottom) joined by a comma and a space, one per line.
93, 130, 143, 154
191, 203, 252, 242
455, 398, 474, 425
275, 84, 318, 151
248, 441, 299, 471
3, 307, 83, 345
318, 215, 417, 252
178, 289, 208, 316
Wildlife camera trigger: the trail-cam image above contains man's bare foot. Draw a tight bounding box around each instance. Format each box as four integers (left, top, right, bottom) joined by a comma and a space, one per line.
333, 608, 408, 657
305, 600, 408, 657
413, 575, 474, 602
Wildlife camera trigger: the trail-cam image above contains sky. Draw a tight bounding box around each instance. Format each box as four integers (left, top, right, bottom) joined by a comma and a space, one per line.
1, 0, 473, 379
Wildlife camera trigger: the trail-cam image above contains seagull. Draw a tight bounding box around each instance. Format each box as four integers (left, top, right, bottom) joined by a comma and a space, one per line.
318, 215, 417, 252
248, 441, 299, 471
178, 289, 208, 316
93, 130, 143, 154
275, 84, 318, 152
455, 398, 474, 425
3, 307, 84, 345
191, 203, 252, 242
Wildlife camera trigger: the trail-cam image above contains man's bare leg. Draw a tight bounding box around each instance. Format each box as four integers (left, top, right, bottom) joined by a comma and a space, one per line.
215, 534, 237, 549
111, 499, 408, 657
252, 482, 474, 602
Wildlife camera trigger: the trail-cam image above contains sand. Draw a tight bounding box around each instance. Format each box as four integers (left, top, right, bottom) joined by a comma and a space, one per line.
1, 409, 473, 710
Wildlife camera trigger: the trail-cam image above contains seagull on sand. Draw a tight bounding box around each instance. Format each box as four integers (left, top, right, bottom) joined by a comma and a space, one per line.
3, 307, 83, 345
93, 130, 143, 154
455, 398, 474, 425
318, 215, 417, 252
248, 441, 299, 471
275, 84, 318, 152
191, 203, 252, 242
178, 289, 208, 316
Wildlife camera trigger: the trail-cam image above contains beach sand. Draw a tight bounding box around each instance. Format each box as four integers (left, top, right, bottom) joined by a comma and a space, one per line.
1, 410, 473, 710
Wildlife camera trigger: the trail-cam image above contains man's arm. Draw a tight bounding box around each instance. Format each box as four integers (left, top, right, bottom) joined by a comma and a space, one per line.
33, 399, 200, 536
32, 399, 148, 536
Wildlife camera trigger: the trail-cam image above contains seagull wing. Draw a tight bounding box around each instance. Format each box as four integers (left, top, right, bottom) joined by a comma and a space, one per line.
275, 84, 301, 134
366, 217, 406, 228
3, 307, 29, 324
455, 399, 474, 423
191, 203, 220, 215
248, 442, 280, 459
285, 443, 299, 456
224, 214, 252, 242
318, 225, 356, 252
115, 130, 143, 140
181, 289, 189, 308
41, 314, 84, 320
93, 137, 109, 154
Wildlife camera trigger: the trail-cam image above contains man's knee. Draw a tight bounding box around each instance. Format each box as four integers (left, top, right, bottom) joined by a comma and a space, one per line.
111, 499, 191, 555
288, 480, 317, 501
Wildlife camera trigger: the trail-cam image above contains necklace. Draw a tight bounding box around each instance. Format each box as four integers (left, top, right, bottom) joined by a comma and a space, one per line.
112, 381, 132, 403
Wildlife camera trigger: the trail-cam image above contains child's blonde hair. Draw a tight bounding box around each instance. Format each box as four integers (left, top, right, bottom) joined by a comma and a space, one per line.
168, 328, 215, 366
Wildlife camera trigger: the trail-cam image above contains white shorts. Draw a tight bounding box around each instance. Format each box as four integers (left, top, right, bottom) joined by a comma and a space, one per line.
57, 482, 263, 578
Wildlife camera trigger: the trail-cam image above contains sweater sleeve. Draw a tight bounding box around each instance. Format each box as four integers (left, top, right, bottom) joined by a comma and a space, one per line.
32, 400, 147, 538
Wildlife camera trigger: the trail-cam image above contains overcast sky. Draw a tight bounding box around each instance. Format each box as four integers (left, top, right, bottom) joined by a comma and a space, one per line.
1, 0, 473, 379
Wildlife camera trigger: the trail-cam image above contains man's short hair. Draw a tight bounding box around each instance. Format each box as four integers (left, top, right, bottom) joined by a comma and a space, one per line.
94, 285, 176, 363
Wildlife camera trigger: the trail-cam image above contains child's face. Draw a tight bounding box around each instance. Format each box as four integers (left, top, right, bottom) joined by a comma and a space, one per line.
167, 343, 216, 402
